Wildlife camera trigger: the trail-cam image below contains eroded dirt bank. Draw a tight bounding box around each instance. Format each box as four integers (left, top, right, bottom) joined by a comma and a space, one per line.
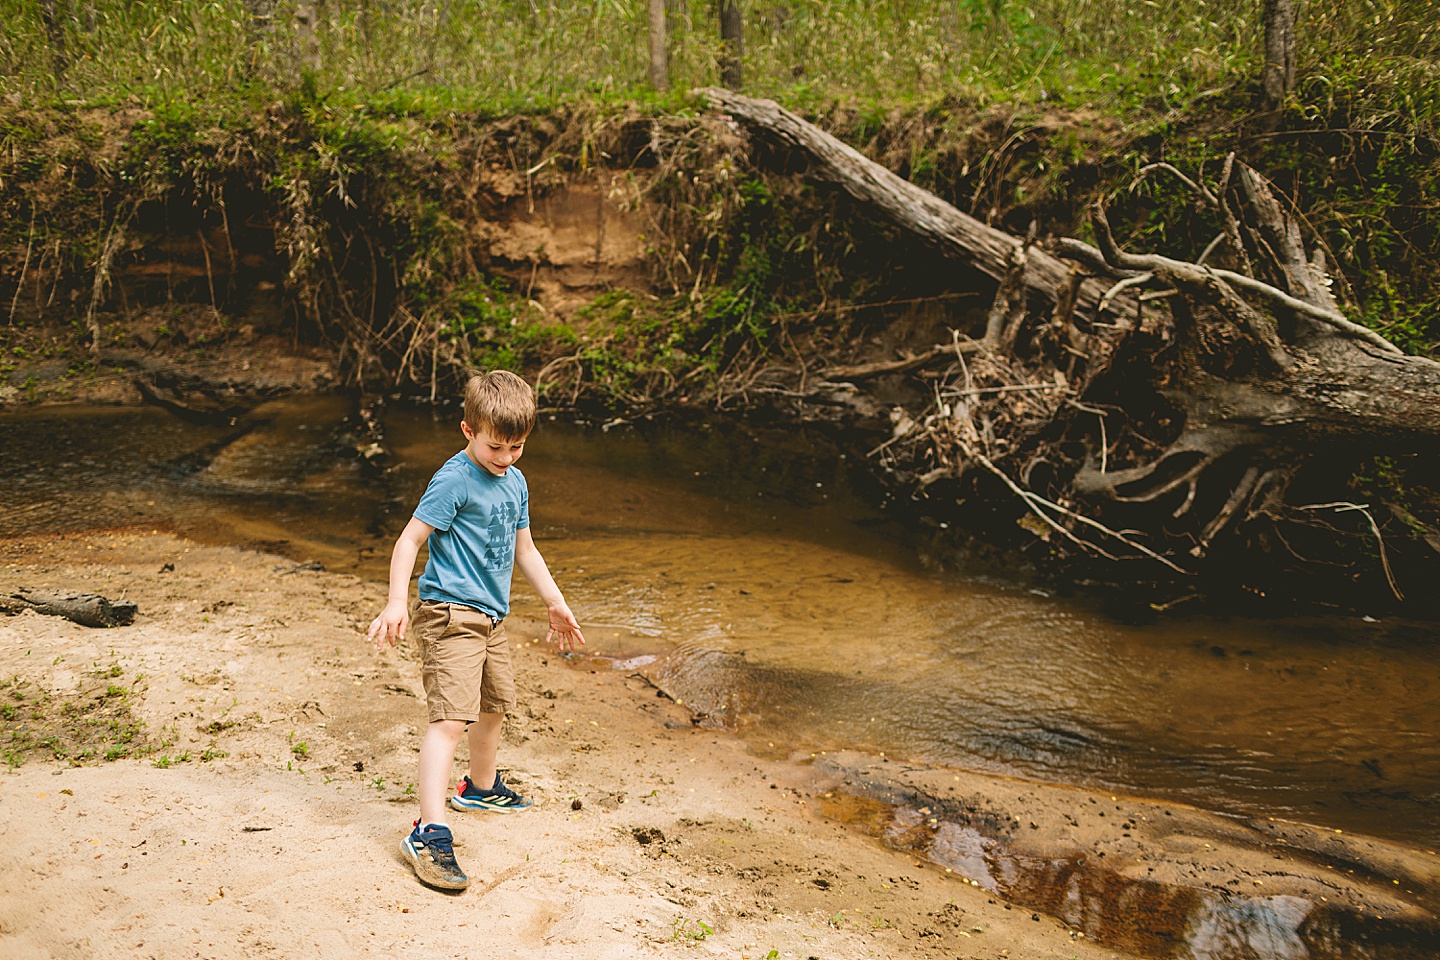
2, 531, 1437, 960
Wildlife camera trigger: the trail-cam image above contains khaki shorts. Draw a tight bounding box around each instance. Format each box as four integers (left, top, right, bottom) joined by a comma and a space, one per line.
412, 600, 516, 723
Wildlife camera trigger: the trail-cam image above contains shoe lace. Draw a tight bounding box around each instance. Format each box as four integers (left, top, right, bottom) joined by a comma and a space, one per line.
422, 831, 457, 865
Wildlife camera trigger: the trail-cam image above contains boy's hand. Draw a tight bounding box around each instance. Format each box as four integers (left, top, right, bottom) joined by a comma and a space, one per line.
545, 601, 586, 653
367, 601, 409, 650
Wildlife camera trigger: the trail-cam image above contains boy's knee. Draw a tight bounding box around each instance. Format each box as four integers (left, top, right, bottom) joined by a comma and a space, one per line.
428, 718, 469, 740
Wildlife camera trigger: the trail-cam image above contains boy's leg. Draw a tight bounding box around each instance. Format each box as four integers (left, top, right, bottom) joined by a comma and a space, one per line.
451, 711, 532, 811
404, 718, 471, 891
450, 616, 530, 811
465, 712, 503, 792
417, 718, 468, 824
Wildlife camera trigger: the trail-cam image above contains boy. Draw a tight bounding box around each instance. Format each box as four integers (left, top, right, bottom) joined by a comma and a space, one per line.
367, 369, 585, 892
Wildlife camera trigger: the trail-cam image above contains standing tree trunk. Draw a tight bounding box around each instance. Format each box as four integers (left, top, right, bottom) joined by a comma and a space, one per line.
1260, 0, 1296, 127
295, 1, 320, 72
243, 0, 276, 78
719, 0, 742, 89
40, 0, 68, 84
648, 0, 669, 90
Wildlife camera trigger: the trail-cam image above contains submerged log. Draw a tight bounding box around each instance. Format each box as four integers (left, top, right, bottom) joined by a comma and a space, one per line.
7, 589, 138, 628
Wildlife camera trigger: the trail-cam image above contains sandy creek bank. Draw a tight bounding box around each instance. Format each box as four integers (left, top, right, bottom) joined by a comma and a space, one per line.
0, 531, 1436, 960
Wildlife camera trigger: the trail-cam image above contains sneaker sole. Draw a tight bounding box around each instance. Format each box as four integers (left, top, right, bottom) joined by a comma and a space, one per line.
449, 795, 532, 813
399, 834, 469, 891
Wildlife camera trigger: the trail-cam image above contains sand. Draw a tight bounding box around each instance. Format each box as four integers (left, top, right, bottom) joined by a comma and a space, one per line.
1, 531, 1435, 960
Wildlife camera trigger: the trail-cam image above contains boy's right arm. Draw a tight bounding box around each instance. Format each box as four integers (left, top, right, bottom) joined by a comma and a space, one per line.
366, 517, 435, 649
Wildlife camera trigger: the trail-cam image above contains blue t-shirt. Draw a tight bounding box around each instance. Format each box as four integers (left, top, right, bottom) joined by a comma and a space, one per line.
413, 451, 530, 618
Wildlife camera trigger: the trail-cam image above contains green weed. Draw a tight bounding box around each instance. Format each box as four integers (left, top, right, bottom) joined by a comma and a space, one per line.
0, 674, 151, 766
671, 918, 713, 942
152, 750, 191, 768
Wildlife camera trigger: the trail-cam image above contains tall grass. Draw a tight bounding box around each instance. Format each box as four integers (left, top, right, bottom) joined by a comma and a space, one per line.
0, 1, 1435, 135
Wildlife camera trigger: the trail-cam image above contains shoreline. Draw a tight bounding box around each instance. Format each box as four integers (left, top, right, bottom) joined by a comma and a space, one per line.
1, 530, 1436, 959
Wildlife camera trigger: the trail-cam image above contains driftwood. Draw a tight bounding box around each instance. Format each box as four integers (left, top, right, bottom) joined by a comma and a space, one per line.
703, 92, 1440, 606
5, 589, 138, 627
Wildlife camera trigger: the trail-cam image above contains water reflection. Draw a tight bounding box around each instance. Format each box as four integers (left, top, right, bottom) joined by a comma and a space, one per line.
2, 397, 1438, 849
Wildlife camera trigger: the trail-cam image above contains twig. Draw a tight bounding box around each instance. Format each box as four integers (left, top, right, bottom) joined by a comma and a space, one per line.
9, 207, 35, 325
85, 210, 133, 354
768, 291, 980, 323
1135, 162, 1217, 206
380, 66, 432, 91
1295, 502, 1404, 601
1195, 232, 1226, 266
198, 231, 218, 316
1095, 410, 1108, 474
820, 340, 980, 381
1098, 272, 1152, 315
962, 442, 1190, 573
940, 383, 1065, 399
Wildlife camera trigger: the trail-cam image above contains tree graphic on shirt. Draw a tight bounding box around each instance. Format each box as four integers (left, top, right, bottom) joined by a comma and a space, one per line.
483, 502, 518, 571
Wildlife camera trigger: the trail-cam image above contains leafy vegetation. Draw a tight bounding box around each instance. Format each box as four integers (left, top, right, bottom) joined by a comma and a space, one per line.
1, 670, 150, 767
0, 0, 1436, 401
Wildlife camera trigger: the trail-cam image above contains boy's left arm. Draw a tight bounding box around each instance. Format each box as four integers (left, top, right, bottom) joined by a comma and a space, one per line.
514, 526, 586, 652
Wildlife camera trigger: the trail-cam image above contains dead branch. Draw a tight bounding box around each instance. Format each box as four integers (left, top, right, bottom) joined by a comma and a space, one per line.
1083, 212, 1401, 355
1295, 502, 1403, 601
962, 443, 1190, 574
700, 87, 1141, 320
819, 340, 981, 381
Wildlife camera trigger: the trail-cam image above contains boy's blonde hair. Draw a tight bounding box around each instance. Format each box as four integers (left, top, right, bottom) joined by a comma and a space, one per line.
463, 370, 536, 440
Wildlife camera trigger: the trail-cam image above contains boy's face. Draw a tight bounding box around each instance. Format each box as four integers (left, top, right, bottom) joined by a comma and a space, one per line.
461, 420, 527, 477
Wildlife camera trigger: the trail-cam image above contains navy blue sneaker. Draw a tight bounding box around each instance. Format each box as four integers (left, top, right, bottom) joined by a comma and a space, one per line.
400, 821, 468, 891
450, 773, 533, 813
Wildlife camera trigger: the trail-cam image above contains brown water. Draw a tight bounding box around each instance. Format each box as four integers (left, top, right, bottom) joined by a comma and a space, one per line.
4, 397, 1439, 851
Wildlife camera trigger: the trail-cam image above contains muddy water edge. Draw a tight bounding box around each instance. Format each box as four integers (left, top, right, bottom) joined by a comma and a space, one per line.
3, 395, 1438, 959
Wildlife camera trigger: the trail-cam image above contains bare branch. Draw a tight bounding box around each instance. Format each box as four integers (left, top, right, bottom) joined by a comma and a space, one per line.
1215, 270, 1401, 354
1053, 238, 1144, 280
1135, 162, 1218, 206
819, 340, 979, 381
961, 442, 1191, 573
1295, 502, 1403, 601
1196, 232, 1226, 266
1098, 272, 1153, 315
1088, 204, 1402, 355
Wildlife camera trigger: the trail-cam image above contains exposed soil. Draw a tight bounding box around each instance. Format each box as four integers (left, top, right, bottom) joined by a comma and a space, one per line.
0, 176, 648, 412
1, 531, 1436, 959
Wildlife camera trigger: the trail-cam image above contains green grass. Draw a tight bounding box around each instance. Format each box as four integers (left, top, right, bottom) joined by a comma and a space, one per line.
1, 1, 1436, 140
1, 0, 1438, 386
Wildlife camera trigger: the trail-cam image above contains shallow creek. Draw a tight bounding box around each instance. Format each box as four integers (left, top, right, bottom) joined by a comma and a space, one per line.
3, 396, 1438, 856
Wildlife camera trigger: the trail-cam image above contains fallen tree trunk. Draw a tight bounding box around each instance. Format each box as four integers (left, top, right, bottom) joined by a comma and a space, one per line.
703, 92, 1440, 609
699, 88, 1139, 323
